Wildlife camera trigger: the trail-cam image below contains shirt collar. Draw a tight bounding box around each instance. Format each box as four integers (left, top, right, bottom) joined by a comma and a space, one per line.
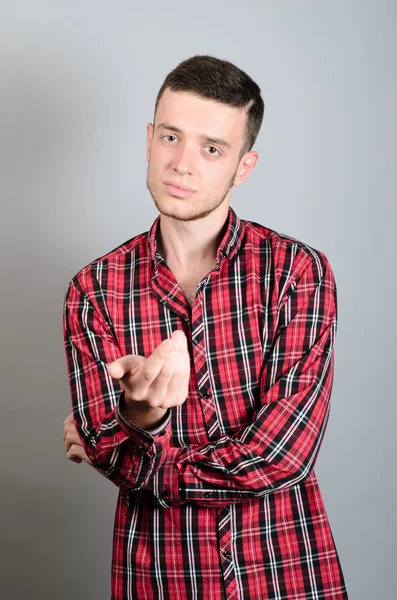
147, 206, 246, 269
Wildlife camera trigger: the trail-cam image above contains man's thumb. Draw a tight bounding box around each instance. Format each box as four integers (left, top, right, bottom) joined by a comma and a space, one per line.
107, 355, 143, 380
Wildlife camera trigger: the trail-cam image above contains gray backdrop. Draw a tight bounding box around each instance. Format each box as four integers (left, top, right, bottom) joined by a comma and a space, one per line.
1, 1, 395, 599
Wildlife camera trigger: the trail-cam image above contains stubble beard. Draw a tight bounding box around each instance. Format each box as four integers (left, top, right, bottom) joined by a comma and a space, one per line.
146, 164, 238, 223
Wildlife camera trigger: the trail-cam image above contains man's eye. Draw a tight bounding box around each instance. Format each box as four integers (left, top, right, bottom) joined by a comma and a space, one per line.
206, 147, 220, 156
164, 135, 176, 142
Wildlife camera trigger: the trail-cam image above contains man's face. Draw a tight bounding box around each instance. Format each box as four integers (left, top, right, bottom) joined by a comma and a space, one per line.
146, 88, 257, 222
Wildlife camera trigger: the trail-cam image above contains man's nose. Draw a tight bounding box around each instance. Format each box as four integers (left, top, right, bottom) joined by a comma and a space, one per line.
171, 144, 196, 175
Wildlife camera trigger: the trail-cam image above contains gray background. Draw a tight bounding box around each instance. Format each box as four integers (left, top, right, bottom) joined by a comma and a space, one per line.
1, 1, 395, 598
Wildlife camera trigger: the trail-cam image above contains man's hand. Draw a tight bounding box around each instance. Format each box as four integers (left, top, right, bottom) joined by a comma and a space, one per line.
106, 329, 190, 429
63, 330, 191, 463
63, 413, 92, 465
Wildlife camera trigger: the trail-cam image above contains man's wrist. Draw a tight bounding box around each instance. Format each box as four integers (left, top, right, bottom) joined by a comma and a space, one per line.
121, 392, 168, 430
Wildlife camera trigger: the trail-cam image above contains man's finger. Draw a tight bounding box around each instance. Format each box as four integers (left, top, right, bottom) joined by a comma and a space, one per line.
132, 338, 177, 394
107, 354, 146, 380
64, 428, 83, 451
67, 444, 87, 462
149, 334, 184, 395
67, 444, 92, 465
63, 413, 74, 426
121, 338, 175, 400
69, 456, 83, 464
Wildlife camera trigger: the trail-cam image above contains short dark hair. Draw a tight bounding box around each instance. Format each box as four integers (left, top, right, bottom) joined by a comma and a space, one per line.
154, 55, 265, 159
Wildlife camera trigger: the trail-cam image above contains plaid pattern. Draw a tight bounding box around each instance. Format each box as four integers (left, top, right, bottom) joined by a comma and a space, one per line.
63, 207, 349, 599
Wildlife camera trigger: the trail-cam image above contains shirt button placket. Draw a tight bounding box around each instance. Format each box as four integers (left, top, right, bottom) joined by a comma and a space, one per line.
192, 301, 221, 440
220, 545, 236, 598
217, 507, 236, 596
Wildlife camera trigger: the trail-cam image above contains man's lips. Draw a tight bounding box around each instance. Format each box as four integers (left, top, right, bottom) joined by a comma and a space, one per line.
163, 181, 197, 192
163, 181, 198, 198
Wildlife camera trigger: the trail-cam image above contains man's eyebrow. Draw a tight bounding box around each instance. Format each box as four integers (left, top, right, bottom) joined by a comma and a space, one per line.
156, 122, 231, 150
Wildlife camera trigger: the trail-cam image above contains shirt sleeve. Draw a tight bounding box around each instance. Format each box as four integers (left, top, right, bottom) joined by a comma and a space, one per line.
62, 274, 172, 491
149, 250, 338, 508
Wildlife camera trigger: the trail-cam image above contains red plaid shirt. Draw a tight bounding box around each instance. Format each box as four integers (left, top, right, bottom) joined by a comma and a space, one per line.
63, 207, 349, 600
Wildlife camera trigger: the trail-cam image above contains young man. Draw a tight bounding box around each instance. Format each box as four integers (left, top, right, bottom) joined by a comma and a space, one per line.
63, 55, 349, 600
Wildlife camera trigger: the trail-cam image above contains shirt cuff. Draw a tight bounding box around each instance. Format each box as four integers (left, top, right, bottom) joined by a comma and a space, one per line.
116, 390, 172, 453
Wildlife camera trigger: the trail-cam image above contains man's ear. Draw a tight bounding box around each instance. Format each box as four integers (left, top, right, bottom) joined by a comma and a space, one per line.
146, 123, 154, 163
233, 151, 259, 186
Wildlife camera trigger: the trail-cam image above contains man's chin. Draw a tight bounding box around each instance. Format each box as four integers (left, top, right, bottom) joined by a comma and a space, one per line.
158, 208, 202, 223
152, 198, 203, 222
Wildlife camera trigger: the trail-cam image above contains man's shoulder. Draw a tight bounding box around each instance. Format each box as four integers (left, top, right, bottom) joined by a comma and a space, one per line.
244, 217, 330, 266
69, 229, 148, 285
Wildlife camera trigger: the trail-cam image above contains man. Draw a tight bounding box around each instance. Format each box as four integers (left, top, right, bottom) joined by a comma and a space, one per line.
63, 55, 349, 600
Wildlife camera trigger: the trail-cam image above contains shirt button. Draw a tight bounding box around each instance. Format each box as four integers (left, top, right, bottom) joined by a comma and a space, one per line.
159, 430, 166, 436
161, 489, 170, 498
223, 550, 232, 559
204, 492, 213, 498
201, 389, 211, 399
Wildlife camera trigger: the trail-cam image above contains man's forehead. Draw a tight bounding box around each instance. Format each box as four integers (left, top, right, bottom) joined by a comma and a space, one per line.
155, 89, 247, 138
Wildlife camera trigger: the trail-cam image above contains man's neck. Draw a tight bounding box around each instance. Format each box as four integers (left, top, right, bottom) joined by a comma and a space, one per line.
156, 204, 230, 272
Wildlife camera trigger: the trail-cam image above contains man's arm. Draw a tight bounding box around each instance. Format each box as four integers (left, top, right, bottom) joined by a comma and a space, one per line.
62, 274, 174, 491
147, 250, 338, 508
